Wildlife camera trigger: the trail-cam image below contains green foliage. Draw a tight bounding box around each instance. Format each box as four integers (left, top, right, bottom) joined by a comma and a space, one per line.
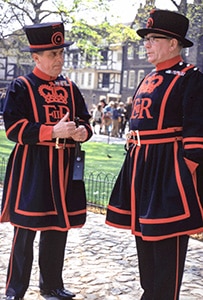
187, 1, 203, 39
0, 0, 138, 59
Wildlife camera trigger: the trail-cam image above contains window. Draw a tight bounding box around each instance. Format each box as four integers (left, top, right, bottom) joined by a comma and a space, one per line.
86, 53, 92, 64
127, 45, 134, 60
73, 53, 79, 68
88, 73, 92, 86
81, 73, 85, 86
101, 50, 108, 65
128, 70, 135, 88
138, 45, 146, 59
123, 70, 127, 87
102, 73, 110, 88
75, 72, 79, 84
117, 52, 122, 61
137, 70, 145, 85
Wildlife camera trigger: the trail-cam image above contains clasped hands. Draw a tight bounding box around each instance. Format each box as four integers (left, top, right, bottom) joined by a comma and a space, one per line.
52, 112, 86, 142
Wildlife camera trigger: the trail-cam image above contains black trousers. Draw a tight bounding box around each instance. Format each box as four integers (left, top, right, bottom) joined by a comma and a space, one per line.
6, 227, 68, 298
135, 235, 189, 300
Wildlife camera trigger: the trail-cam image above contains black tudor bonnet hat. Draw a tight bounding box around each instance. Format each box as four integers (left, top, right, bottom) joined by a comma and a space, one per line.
137, 9, 193, 48
23, 22, 73, 52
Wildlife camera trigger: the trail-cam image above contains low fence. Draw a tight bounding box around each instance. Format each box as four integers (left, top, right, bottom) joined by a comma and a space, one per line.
85, 171, 116, 211
0, 157, 116, 212
0, 156, 7, 184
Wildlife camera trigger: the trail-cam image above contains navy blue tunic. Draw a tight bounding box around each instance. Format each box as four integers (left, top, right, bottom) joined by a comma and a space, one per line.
106, 56, 203, 240
0, 67, 92, 230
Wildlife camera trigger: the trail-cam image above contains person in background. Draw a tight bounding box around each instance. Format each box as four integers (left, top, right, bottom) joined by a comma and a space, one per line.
0, 22, 92, 300
111, 102, 120, 137
97, 98, 107, 134
0, 90, 6, 113
92, 103, 103, 134
124, 96, 132, 131
99, 98, 107, 109
117, 101, 126, 138
89, 103, 96, 119
103, 101, 114, 135
106, 9, 203, 300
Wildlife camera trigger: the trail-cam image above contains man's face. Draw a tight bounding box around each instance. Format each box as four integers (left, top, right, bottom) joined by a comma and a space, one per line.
143, 34, 174, 66
33, 48, 64, 77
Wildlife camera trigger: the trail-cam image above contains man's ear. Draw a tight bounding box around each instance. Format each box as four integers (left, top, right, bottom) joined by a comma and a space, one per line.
169, 38, 179, 52
32, 53, 39, 63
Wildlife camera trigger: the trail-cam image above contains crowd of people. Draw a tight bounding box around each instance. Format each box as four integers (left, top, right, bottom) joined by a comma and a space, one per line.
90, 97, 132, 138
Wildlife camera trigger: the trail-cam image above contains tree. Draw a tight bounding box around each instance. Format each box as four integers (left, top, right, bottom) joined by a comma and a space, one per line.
0, 0, 138, 57
1, 0, 202, 76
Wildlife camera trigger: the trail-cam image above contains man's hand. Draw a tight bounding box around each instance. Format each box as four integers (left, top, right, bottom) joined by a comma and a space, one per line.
71, 125, 87, 142
52, 112, 87, 141
52, 112, 76, 139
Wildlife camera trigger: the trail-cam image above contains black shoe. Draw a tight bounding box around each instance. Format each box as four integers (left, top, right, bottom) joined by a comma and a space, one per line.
40, 288, 75, 299
5, 297, 23, 300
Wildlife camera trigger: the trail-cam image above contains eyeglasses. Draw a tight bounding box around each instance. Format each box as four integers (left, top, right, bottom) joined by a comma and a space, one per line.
143, 36, 171, 45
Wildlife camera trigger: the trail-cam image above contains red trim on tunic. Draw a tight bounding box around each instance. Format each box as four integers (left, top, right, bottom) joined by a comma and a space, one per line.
9, 221, 86, 231
68, 209, 86, 216
19, 76, 39, 122
39, 124, 53, 141
6, 119, 28, 138
131, 146, 139, 231
33, 67, 57, 81
6, 227, 19, 291
9, 223, 71, 231
174, 237, 180, 300
128, 136, 182, 145
129, 126, 182, 136
106, 214, 203, 241
1, 73, 89, 230
107, 204, 131, 215
158, 65, 194, 129
30, 43, 63, 50
0, 145, 19, 222
184, 144, 203, 149
174, 140, 190, 215
184, 158, 198, 174
18, 121, 29, 145
105, 220, 131, 230
138, 228, 203, 241
156, 56, 182, 71
15, 145, 57, 216
183, 137, 203, 143
187, 159, 203, 219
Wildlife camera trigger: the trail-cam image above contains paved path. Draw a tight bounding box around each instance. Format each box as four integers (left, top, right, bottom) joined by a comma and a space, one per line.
0, 212, 203, 300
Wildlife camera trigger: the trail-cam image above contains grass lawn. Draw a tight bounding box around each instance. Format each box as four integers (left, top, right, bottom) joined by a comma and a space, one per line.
0, 129, 126, 178
0, 129, 126, 207
0, 130, 15, 157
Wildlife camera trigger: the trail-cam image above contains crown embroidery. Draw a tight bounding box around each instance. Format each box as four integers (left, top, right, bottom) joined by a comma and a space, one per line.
138, 74, 163, 95
38, 82, 68, 104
